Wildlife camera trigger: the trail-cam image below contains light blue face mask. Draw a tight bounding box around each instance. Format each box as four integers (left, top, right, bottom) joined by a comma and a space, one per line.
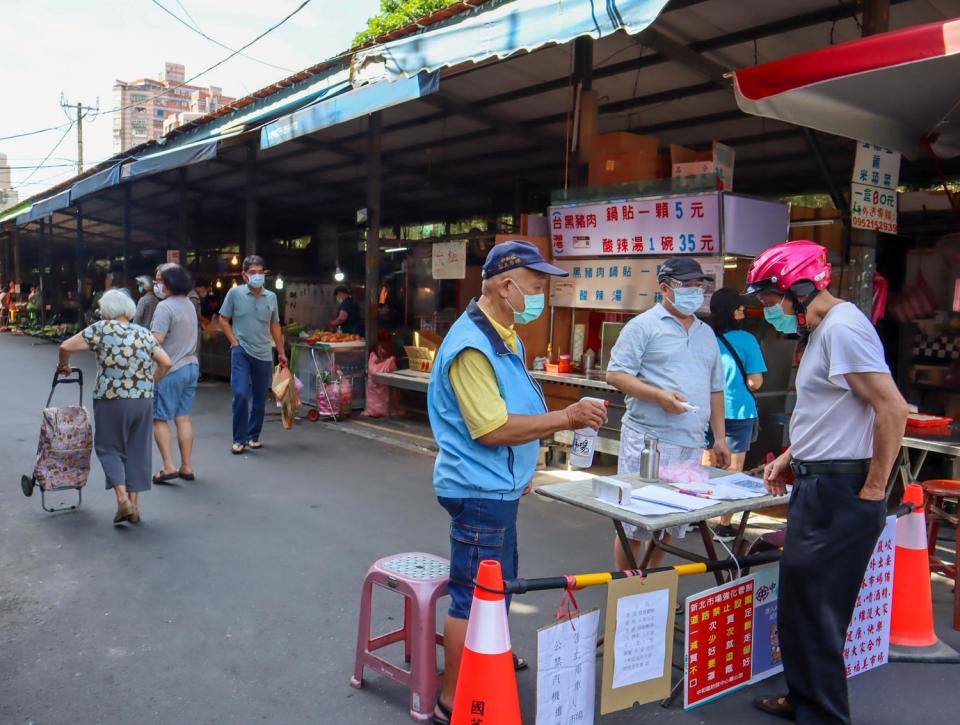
669, 286, 705, 316
247, 273, 265, 289
508, 279, 545, 325
763, 300, 799, 334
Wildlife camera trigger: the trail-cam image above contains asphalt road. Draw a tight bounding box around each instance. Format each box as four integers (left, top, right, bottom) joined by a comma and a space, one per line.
1, 333, 957, 724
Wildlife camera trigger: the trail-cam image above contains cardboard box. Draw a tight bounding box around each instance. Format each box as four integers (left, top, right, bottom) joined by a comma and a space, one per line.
594, 131, 659, 158
588, 152, 660, 185
670, 141, 735, 190
587, 133, 662, 185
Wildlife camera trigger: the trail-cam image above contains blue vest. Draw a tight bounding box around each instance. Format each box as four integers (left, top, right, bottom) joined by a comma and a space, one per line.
429, 301, 547, 500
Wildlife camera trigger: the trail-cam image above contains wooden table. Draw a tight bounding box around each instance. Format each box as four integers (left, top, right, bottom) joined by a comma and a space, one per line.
536, 471, 789, 584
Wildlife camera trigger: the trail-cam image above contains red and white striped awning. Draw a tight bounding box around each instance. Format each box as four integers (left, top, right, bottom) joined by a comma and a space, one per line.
732, 18, 960, 159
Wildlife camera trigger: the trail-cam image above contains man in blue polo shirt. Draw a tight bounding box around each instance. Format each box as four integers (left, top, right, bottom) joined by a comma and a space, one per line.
219, 255, 287, 455
427, 241, 607, 724
607, 256, 730, 569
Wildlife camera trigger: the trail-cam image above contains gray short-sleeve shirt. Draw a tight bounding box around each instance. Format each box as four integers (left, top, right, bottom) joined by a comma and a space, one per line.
218, 285, 279, 361
607, 303, 725, 447
152, 296, 199, 372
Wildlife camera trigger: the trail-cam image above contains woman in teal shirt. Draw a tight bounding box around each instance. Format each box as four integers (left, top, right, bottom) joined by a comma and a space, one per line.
704, 287, 767, 541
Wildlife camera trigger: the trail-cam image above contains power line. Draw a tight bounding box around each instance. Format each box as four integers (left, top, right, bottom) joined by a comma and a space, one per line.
95, 0, 314, 121
0, 121, 74, 142
14, 123, 75, 189
3, 163, 79, 170
150, 0, 294, 73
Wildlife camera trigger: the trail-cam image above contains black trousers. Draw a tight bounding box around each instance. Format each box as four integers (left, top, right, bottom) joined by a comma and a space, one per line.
778, 472, 887, 724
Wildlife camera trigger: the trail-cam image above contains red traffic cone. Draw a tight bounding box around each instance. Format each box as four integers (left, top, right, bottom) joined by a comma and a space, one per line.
451, 560, 522, 725
889, 483, 960, 663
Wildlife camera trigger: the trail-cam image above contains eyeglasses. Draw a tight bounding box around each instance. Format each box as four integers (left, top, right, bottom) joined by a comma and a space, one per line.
756, 292, 784, 308
663, 278, 706, 290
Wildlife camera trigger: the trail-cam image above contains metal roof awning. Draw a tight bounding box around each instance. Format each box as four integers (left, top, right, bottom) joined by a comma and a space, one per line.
732, 17, 960, 158
260, 71, 440, 150
352, 0, 671, 83
25, 189, 72, 221
120, 139, 219, 182
71, 163, 122, 201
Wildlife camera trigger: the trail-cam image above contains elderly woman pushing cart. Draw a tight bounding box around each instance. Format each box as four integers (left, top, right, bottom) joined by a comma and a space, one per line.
59, 289, 172, 525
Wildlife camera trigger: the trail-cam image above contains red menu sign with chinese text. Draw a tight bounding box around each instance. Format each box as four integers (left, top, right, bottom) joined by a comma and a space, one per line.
548, 193, 721, 258
684, 578, 755, 709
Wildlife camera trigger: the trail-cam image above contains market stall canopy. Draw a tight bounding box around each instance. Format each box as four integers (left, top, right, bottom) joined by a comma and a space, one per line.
352, 0, 672, 83
260, 71, 440, 150
732, 17, 960, 159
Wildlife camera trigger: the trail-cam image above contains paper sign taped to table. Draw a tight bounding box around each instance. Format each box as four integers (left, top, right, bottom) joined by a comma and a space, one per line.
536, 609, 600, 725
601, 570, 678, 715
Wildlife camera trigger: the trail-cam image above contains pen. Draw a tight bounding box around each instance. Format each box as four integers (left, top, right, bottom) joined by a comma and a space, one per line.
676, 488, 715, 499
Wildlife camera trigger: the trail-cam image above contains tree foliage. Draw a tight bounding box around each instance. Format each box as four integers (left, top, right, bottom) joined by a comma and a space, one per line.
353, 0, 461, 47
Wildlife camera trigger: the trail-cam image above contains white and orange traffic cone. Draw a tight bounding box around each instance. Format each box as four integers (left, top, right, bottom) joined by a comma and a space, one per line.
889, 483, 960, 663
451, 559, 522, 725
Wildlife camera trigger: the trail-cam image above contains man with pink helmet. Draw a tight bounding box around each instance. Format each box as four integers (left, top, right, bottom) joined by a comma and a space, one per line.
746, 241, 908, 724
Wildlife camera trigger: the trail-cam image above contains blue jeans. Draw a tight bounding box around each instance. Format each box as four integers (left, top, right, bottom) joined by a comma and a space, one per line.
437, 496, 519, 620
230, 347, 272, 445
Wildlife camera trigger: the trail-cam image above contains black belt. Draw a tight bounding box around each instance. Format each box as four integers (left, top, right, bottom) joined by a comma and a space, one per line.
790, 459, 871, 477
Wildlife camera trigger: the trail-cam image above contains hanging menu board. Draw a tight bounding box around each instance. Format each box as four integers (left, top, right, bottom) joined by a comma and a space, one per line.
548, 193, 721, 258
549, 257, 723, 312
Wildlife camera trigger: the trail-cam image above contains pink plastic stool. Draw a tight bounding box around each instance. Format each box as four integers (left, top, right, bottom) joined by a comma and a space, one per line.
350, 552, 449, 722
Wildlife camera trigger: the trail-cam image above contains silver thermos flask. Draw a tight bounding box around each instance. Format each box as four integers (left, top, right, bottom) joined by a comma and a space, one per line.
639, 434, 660, 482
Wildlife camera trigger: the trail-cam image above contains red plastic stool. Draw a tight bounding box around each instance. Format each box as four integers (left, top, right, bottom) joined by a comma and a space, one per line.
921, 480, 960, 630
350, 552, 449, 722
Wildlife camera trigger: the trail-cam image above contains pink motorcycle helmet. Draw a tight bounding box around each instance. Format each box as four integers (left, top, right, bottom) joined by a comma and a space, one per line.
744, 240, 832, 296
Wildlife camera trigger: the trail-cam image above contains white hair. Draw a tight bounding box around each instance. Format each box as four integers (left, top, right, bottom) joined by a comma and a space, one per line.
99, 289, 137, 321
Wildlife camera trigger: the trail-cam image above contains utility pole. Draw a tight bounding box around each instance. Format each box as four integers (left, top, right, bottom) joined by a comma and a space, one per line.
59, 94, 99, 175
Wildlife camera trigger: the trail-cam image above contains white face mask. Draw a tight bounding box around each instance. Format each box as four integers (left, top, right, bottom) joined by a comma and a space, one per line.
153, 282, 168, 299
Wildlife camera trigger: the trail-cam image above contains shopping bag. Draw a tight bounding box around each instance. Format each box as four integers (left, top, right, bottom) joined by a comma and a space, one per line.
271, 366, 292, 399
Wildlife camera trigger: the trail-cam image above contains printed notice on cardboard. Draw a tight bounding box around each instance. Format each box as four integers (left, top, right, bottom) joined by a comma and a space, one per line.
612, 588, 670, 687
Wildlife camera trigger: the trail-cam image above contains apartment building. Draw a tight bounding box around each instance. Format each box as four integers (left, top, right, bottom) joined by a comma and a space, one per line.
112, 62, 235, 153
0, 153, 18, 212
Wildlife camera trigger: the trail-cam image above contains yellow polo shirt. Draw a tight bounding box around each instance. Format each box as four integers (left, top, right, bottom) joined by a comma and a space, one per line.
448, 309, 517, 439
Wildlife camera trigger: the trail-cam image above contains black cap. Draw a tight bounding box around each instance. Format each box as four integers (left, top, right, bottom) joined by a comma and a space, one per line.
710, 287, 751, 315
657, 256, 714, 282
482, 240, 568, 279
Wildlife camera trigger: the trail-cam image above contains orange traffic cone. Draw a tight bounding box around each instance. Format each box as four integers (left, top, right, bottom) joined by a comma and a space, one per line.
889, 483, 960, 663
451, 559, 522, 725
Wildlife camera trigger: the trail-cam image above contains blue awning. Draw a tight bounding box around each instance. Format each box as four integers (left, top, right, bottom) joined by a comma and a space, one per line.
352, 0, 671, 83
24, 189, 72, 221
121, 140, 218, 181
260, 71, 440, 150
71, 163, 122, 201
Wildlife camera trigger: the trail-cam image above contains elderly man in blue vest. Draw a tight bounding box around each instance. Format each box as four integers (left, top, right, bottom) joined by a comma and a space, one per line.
427, 241, 608, 723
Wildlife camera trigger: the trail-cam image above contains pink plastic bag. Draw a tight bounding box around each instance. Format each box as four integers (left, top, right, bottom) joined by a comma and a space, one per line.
363, 351, 397, 417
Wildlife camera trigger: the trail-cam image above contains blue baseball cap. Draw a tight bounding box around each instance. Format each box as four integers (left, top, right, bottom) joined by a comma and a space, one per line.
482, 240, 568, 279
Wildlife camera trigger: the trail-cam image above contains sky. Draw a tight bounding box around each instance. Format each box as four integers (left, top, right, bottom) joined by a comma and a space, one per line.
0, 0, 382, 203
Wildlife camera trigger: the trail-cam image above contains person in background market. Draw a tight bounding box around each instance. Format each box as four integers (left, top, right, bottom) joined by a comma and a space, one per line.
606, 257, 731, 570
151, 264, 201, 484
702, 287, 767, 542
329, 285, 364, 336
747, 241, 908, 725
427, 241, 607, 724
26, 285, 42, 323
58, 289, 172, 524
0, 283, 9, 328
219, 255, 287, 455
133, 265, 166, 328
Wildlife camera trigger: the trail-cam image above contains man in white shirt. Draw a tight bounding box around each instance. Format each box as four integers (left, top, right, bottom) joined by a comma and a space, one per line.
745, 241, 908, 725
